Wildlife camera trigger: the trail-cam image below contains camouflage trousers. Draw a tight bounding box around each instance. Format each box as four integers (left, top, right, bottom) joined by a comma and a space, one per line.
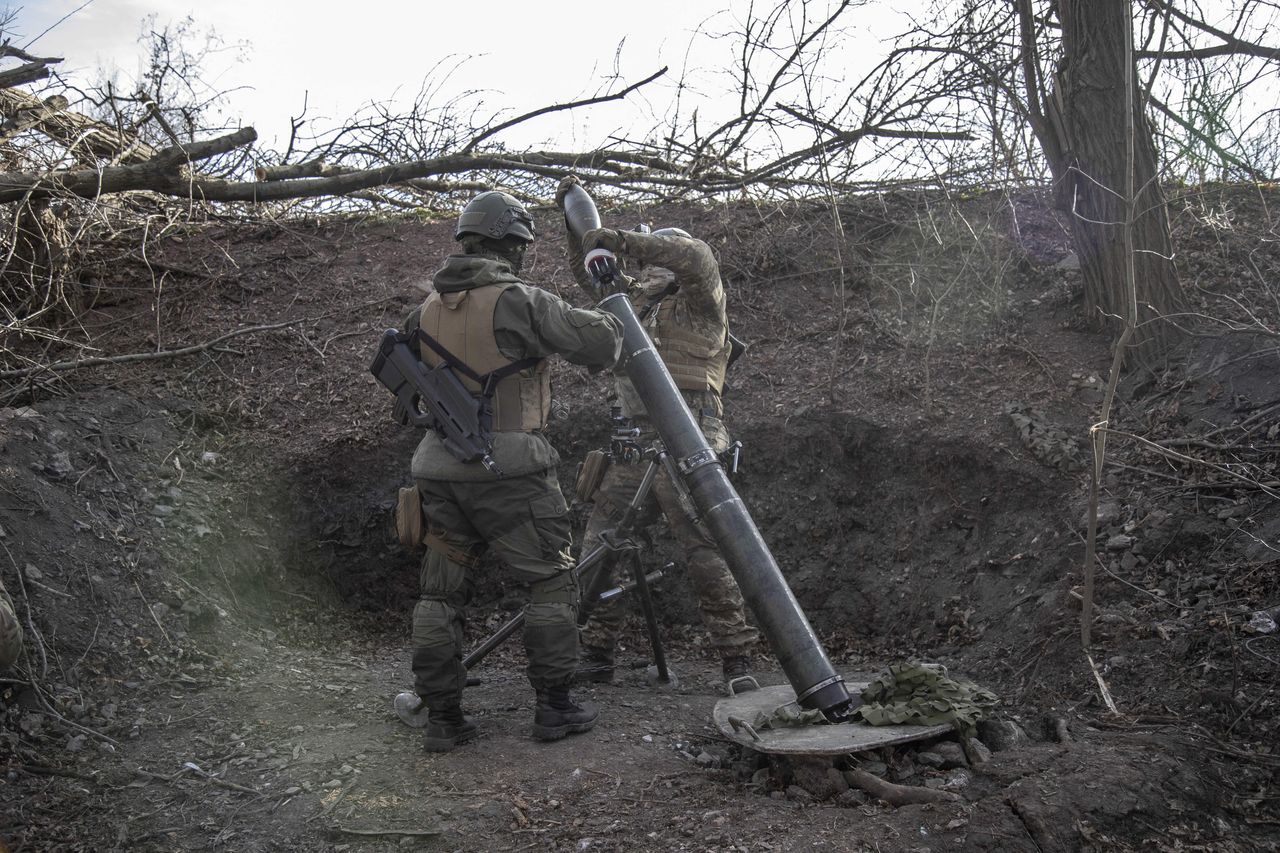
412, 468, 580, 708
0, 577, 23, 669
579, 418, 758, 658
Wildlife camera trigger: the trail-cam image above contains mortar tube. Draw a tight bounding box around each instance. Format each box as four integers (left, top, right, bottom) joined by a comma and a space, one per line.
596, 290, 853, 720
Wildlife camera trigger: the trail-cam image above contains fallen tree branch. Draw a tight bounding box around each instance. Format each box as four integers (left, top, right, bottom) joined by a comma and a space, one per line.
331, 827, 443, 838
0, 86, 157, 164
0, 316, 306, 380
1097, 427, 1280, 501
0, 126, 256, 202
0, 57, 61, 90
843, 769, 961, 806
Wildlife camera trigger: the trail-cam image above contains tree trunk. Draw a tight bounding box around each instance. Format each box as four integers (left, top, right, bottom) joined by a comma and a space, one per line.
1046, 0, 1185, 364
2, 199, 74, 318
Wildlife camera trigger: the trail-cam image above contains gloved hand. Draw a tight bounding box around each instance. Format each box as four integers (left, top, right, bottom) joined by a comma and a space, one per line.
578, 227, 626, 297
393, 395, 416, 427
582, 227, 624, 255
555, 174, 581, 210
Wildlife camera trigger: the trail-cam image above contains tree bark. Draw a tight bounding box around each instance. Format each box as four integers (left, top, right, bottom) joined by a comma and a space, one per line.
0, 128, 256, 202
0, 87, 158, 164
1045, 0, 1185, 363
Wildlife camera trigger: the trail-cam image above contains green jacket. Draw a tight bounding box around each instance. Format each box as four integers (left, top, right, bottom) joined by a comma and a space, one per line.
408, 253, 623, 482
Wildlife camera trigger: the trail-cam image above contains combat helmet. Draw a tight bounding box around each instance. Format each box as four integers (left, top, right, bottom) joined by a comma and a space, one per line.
652, 226, 692, 239
455, 191, 536, 242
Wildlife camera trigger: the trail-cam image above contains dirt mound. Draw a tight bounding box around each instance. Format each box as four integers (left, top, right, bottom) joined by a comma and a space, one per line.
2, 187, 1278, 850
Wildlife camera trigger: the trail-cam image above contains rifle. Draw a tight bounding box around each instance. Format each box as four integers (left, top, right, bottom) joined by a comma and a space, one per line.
369, 329, 503, 476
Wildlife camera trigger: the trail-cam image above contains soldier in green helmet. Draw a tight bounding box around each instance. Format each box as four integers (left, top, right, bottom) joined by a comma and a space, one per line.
555, 175, 760, 696
400, 189, 623, 751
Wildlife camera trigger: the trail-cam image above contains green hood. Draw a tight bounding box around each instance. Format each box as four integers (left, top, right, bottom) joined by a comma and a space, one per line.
432, 253, 521, 293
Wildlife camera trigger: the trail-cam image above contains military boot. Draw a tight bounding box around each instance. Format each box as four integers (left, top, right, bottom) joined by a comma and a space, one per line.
574, 646, 615, 685
531, 687, 599, 741
422, 705, 479, 753
722, 655, 760, 696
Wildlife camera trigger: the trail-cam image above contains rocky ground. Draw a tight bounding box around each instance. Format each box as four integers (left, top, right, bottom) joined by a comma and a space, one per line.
1, 185, 1277, 851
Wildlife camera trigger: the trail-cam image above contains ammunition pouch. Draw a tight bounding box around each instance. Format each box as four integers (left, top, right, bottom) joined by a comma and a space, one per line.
395, 485, 426, 550
574, 449, 611, 503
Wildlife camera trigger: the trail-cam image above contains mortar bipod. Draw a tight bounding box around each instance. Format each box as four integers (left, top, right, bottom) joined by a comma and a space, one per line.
456, 445, 673, 679
582, 444, 675, 687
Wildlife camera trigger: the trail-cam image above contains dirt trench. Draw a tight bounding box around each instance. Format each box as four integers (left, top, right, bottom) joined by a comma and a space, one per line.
4, 195, 1278, 850
2, 384, 1225, 853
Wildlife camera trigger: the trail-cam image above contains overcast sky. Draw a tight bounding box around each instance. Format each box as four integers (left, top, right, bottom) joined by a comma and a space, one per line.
7, 1, 931, 156
8, 0, 916, 154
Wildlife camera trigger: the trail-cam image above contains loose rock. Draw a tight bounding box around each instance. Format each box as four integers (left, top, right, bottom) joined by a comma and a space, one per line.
935, 742, 968, 769
917, 751, 945, 769
976, 719, 1030, 752
784, 785, 814, 803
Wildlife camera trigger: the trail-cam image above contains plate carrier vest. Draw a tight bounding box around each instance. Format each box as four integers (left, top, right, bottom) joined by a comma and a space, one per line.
418, 283, 551, 432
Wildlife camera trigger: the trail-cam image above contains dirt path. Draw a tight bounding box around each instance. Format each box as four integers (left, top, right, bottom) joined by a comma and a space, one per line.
6, 611, 1232, 852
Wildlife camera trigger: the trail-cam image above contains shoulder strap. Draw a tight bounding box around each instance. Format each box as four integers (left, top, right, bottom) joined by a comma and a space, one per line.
638, 281, 680, 322
412, 329, 540, 397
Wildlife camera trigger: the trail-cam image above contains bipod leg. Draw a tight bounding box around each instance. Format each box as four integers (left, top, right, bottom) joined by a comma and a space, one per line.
577, 457, 662, 626
461, 611, 524, 671
629, 549, 675, 688
458, 457, 666, 676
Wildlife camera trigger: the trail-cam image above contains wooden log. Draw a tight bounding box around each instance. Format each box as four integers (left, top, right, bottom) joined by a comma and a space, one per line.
255, 158, 341, 181
0, 94, 69, 139
0, 87, 158, 164
0, 127, 257, 203
844, 769, 962, 806
0, 58, 60, 90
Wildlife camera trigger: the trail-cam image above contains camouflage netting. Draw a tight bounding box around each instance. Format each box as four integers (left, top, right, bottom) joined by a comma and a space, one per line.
856, 661, 999, 732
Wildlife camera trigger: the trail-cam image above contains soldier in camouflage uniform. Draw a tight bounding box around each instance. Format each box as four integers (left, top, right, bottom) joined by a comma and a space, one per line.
0, 576, 22, 669
556, 176, 760, 694
403, 190, 623, 751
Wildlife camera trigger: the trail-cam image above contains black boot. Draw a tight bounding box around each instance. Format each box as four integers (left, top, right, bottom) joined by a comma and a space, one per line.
722, 655, 760, 696
574, 646, 615, 685
532, 687, 599, 741
423, 705, 479, 752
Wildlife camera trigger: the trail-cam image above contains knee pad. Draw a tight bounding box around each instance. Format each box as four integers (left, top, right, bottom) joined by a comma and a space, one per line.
526, 571, 580, 626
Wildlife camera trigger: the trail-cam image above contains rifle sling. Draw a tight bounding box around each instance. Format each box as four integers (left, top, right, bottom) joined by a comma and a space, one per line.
411, 329, 540, 397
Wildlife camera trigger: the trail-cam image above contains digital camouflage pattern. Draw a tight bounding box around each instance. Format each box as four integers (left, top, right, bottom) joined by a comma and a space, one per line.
566, 224, 757, 660
568, 228, 731, 418
578, 417, 759, 657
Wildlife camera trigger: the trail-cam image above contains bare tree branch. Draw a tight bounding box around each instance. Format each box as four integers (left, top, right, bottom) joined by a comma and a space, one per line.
460, 66, 668, 155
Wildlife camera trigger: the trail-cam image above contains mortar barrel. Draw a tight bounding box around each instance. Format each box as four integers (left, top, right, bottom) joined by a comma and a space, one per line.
598, 290, 853, 719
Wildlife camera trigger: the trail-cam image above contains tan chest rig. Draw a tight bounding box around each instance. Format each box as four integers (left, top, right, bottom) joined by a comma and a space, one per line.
419, 283, 551, 432
645, 290, 731, 395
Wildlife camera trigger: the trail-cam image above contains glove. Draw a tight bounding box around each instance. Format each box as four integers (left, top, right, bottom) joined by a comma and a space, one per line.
555, 174, 581, 210
393, 396, 416, 427
585, 251, 623, 295
582, 227, 624, 255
